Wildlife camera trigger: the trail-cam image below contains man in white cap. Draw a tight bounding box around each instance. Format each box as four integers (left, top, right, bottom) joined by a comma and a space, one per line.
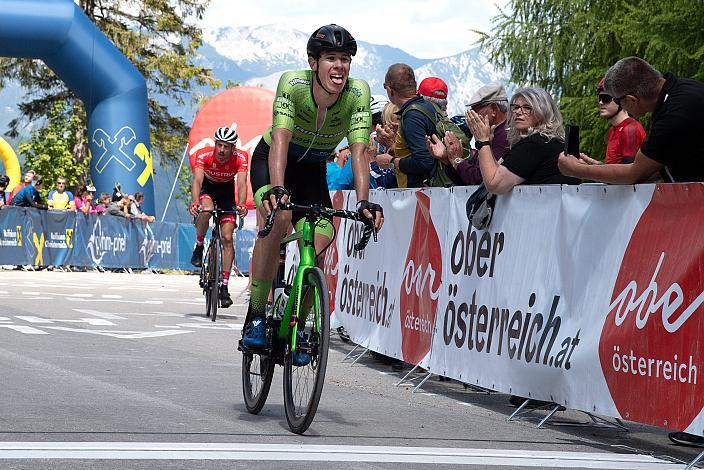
433, 83, 510, 185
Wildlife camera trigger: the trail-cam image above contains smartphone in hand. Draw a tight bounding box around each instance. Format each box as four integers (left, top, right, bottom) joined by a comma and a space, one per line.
565, 124, 580, 157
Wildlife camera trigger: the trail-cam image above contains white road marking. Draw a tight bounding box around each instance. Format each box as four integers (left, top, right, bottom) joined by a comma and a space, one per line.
0, 317, 10, 321
0, 325, 49, 335
108, 286, 177, 292
152, 323, 243, 331
66, 298, 163, 305
14, 316, 53, 324
0, 290, 7, 294
72, 309, 126, 320
45, 327, 192, 339
15, 316, 115, 326
101, 294, 123, 299
0, 442, 679, 468
21, 291, 40, 296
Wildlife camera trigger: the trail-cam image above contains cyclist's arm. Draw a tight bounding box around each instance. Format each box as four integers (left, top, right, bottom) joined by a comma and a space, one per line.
350, 142, 370, 202
191, 167, 205, 204
236, 171, 247, 206
268, 128, 293, 187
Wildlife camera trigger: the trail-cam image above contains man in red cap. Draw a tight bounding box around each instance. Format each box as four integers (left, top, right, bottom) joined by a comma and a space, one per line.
418, 77, 449, 116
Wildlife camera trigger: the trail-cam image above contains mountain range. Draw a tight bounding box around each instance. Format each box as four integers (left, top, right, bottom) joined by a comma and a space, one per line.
0, 24, 505, 221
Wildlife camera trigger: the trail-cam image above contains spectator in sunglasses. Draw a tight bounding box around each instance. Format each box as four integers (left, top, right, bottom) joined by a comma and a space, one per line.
596, 79, 646, 165
559, 57, 704, 183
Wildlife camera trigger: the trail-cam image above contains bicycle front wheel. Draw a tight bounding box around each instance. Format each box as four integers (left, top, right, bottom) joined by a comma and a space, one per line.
208, 238, 220, 321
283, 267, 330, 434
242, 349, 275, 414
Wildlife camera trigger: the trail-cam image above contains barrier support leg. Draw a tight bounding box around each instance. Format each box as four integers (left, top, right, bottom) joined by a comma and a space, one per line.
411, 372, 433, 393
342, 344, 361, 362
507, 399, 531, 422
350, 347, 369, 365
685, 449, 704, 470
537, 404, 563, 429
396, 364, 420, 387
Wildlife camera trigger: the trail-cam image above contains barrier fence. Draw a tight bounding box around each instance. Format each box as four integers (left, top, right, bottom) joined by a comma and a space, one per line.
0, 206, 256, 272
324, 184, 704, 438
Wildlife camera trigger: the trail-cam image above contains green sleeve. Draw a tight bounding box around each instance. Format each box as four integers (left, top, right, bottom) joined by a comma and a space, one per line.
271, 72, 297, 132
346, 79, 372, 145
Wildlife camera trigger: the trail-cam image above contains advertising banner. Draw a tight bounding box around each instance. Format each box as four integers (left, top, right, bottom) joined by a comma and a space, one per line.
334, 188, 449, 367
332, 184, 704, 437
0, 206, 31, 265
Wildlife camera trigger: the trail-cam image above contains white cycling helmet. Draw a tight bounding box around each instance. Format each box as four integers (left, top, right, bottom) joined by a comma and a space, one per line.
370, 94, 389, 115
214, 126, 238, 144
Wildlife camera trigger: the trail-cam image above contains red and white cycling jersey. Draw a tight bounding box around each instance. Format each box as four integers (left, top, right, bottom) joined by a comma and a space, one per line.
194, 146, 249, 183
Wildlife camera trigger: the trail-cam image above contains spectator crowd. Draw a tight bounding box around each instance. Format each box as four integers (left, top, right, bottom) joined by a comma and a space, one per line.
326, 56, 704, 196
0, 173, 155, 222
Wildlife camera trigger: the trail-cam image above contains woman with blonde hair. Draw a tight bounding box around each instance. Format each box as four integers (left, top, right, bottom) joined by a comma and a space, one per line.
463, 86, 580, 194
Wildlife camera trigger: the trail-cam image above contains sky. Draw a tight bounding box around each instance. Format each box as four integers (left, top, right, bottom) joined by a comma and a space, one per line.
201, 0, 504, 59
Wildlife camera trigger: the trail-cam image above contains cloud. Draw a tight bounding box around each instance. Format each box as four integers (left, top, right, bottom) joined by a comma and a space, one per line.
202, 0, 500, 59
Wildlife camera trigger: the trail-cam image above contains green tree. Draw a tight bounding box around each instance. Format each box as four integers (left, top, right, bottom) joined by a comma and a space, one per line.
477, 0, 704, 159
0, 0, 219, 164
18, 101, 88, 196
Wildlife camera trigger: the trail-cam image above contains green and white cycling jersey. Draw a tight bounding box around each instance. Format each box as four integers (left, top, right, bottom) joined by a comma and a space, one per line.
262, 70, 372, 163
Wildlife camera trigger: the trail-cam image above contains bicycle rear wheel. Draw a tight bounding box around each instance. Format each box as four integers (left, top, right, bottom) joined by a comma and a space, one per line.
283, 267, 330, 434
208, 238, 220, 321
242, 348, 275, 414
203, 245, 212, 318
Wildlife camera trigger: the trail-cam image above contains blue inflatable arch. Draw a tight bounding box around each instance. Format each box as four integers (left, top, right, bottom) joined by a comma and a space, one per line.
0, 0, 155, 214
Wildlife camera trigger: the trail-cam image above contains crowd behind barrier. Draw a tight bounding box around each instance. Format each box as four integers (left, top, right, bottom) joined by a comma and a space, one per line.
0, 206, 255, 272
314, 186, 704, 439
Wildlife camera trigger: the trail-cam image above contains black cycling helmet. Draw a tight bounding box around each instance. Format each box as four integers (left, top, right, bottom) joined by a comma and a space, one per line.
307, 24, 357, 58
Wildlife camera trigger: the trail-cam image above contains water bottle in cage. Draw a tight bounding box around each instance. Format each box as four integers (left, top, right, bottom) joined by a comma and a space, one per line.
272, 285, 291, 318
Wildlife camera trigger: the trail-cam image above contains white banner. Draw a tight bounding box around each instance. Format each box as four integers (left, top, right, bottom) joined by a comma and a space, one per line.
331, 184, 704, 436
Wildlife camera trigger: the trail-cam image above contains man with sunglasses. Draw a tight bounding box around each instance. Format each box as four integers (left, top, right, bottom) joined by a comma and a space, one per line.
596, 79, 645, 165
47, 177, 76, 211
559, 57, 704, 183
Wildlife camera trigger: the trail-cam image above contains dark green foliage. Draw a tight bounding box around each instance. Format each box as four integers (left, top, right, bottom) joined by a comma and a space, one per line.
477, 0, 704, 159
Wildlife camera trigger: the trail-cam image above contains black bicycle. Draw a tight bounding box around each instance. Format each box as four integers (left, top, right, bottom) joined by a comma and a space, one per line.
239, 201, 376, 434
197, 208, 239, 322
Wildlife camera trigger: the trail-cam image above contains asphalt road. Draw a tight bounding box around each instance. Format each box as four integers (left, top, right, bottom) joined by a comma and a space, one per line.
0, 270, 701, 469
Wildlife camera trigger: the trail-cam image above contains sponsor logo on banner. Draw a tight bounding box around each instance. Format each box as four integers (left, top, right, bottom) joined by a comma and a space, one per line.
0, 226, 22, 247
45, 231, 70, 249
86, 218, 127, 265
323, 191, 344, 314
400, 192, 442, 365
441, 214, 581, 372
337, 193, 393, 331
599, 185, 704, 430
140, 224, 172, 266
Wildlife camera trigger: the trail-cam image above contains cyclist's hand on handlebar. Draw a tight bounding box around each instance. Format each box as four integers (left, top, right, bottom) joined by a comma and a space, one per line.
188, 201, 200, 217
236, 205, 248, 217
262, 186, 289, 216
357, 200, 384, 231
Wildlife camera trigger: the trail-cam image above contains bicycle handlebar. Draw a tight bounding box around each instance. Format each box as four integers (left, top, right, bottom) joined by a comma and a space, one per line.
258, 202, 377, 251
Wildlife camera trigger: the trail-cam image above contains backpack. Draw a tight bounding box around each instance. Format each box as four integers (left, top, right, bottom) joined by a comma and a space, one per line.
400, 101, 471, 187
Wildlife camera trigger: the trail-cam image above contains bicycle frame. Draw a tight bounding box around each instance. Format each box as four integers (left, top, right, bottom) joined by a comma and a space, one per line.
275, 212, 319, 351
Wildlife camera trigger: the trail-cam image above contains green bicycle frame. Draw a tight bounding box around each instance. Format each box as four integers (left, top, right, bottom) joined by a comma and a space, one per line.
276, 215, 321, 351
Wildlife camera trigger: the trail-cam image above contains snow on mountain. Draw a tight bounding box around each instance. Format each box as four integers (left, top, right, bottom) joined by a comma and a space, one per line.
204, 23, 506, 117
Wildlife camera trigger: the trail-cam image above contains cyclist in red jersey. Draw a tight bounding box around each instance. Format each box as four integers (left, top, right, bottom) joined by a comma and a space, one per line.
596, 79, 646, 164
188, 127, 249, 308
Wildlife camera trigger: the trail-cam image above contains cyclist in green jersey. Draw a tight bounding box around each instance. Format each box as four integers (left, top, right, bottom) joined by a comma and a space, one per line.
243, 24, 384, 355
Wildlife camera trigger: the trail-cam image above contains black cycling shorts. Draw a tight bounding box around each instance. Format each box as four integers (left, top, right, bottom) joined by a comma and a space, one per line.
250, 139, 332, 225
200, 178, 236, 224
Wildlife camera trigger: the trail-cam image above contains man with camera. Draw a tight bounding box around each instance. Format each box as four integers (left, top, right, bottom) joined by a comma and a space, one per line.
559, 56, 704, 183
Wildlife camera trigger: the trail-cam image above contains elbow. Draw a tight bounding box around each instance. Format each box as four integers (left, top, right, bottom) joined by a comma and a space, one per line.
484, 177, 513, 195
